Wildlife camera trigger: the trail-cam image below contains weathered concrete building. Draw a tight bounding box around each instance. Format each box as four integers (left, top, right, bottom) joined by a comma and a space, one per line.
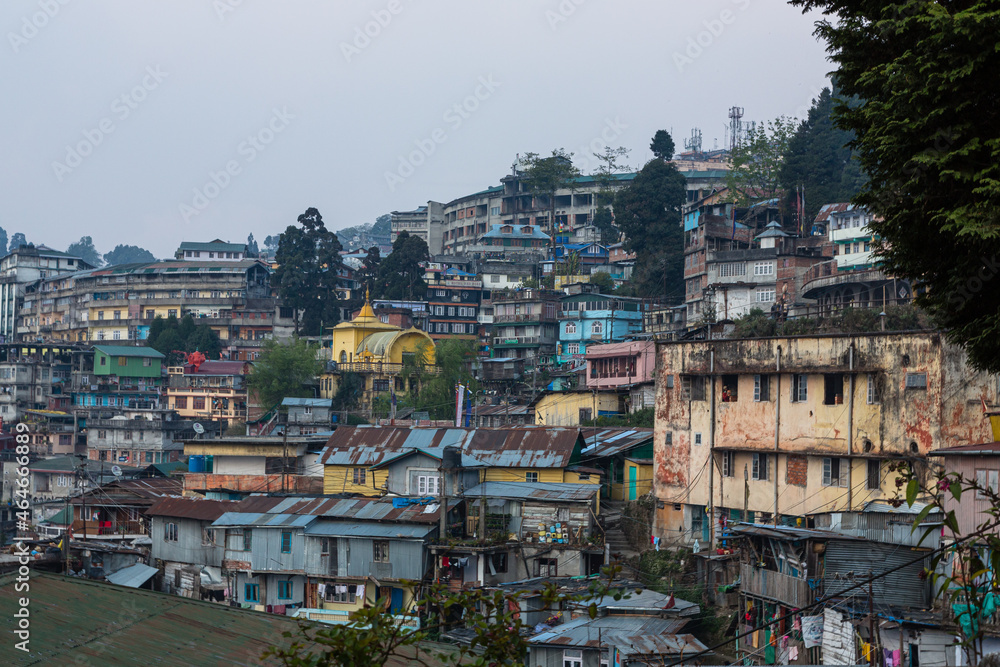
651, 332, 997, 546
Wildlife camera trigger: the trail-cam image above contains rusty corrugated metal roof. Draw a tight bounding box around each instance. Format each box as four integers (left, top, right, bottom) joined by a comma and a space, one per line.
146, 496, 239, 521
529, 615, 706, 657
581, 428, 654, 458
813, 202, 856, 223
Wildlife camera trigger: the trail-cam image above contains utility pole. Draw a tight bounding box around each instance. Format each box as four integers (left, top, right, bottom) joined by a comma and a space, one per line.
281, 409, 288, 494
868, 571, 876, 666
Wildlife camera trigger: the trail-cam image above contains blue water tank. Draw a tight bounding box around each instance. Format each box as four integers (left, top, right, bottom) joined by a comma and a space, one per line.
189, 455, 205, 473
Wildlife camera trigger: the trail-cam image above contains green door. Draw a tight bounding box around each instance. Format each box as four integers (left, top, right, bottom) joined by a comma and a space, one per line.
628, 466, 637, 500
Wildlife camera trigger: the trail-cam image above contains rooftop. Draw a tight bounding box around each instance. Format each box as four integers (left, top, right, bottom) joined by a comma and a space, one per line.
146, 496, 239, 521
463, 481, 598, 503
528, 615, 707, 657
93, 345, 166, 359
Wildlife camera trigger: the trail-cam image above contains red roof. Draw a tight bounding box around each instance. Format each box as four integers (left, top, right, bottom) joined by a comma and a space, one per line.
146, 496, 238, 520
186, 360, 248, 375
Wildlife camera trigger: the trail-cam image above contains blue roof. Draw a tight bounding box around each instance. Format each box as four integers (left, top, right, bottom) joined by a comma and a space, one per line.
303, 522, 436, 539
106, 563, 160, 588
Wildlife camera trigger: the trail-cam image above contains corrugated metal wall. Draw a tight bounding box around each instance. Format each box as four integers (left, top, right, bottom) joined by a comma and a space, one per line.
151, 517, 224, 567
823, 540, 929, 608
340, 538, 427, 581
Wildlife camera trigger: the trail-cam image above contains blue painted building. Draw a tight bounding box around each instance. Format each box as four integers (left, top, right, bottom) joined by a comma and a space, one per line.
556, 292, 644, 365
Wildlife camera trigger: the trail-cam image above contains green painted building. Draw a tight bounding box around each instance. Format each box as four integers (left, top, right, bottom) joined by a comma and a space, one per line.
92, 345, 165, 378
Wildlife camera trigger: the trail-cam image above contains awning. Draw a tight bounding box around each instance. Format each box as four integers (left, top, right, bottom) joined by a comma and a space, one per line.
106, 563, 159, 588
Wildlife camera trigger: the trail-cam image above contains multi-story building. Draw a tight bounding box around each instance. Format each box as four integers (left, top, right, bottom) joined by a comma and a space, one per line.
85, 407, 205, 465
74, 345, 165, 414
556, 291, 645, 364
489, 288, 560, 368
424, 261, 481, 341
390, 201, 445, 255
583, 340, 656, 410
0, 341, 79, 421
650, 331, 998, 548
175, 240, 249, 261
1, 245, 94, 342
167, 360, 250, 428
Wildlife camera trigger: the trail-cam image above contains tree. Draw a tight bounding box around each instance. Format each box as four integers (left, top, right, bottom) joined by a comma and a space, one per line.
613, 134, 687, 298
789, 1, 1000, 373
103, 244, 155, 266
406, 339, 478, 422
517, 149, 582, 248
66, 236, 102, 268
273, 208, 345, 335
8, 233, 28, 253
0, 227, 7, 257
246, 233, 260, 258
263, 235, 280, 251
591, 146, 632, 245
357, 246, 381, 294
650, 129, 676, 161
725, 116, 797, 210
372, 213, 392, 236
146, 314, 222, 364
331, 371, 364, 415
247, 337, 323, 412
779, 86, 866, 225
375, 232, 428, 301
589, 271, 615, 292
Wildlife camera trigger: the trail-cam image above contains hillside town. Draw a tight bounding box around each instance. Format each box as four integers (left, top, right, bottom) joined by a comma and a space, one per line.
2, 133, 1000, 666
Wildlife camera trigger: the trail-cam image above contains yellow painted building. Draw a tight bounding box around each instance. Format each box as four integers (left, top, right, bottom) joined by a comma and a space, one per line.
318, 295, 436, 414
533, 390, 623, 426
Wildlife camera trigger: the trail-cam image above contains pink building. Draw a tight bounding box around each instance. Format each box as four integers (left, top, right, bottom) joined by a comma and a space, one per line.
584, 340, 656, 410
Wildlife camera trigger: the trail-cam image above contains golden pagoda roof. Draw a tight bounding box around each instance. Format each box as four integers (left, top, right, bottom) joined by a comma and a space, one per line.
331, 289, 399, 331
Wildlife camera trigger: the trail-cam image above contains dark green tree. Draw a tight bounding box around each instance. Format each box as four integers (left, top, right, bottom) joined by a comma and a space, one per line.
247, 337, 323, 412
146, 314, 222, 364
246, 233, 259, 258
331, 371, 364, 414
407, 339, 478, 422
66, 236, 102, 268
103, 244, 155, 266
589, 271, 615, 292
375, 232, 428, 301
372, 213, 392, 236
517, 149, 582, 248
8, 233, 28, 253
779, 86, 865, 225
789, 0, 1000, 372
273, 208, 345, 335
358, 246, 381, 294
0, 227, 8, 257
591, 146, 631, 244
725, 116, 797, 210
614, 134, 687, 298
650, 130, 676, 161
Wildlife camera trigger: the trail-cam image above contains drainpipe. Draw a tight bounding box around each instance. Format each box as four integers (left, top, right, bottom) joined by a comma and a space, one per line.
708, 347, 716, 550
774, 346, 781, 526
847, 343, 855, 511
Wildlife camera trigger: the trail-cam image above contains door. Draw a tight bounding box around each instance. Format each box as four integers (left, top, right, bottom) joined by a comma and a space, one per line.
628, 465, 637, 500
390, 588, 404, 614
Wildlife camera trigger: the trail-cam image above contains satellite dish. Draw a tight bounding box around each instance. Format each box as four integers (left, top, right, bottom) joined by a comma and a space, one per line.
193, 423, 205, 434
111, 465, 122, 478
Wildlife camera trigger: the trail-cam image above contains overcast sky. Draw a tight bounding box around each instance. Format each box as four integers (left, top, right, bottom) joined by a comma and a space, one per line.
2, 0, 833, 259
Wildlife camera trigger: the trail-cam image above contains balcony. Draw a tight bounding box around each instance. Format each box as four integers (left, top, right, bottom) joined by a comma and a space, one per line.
71, 518, 147, 538
492, 313, 556, 324
740, 562, 812, 607
492, 335, 556, 347
183, 472, 323, 494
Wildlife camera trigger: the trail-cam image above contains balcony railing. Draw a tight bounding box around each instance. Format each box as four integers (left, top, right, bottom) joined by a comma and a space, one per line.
71, 518, 147, 537
492, 313, 556, 324
183, 472, 323, 494
740, 562, 812, 607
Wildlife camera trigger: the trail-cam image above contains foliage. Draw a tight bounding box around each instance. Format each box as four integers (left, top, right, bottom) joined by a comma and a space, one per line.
517, 149, 582, 242
247, 337, 323, 412
246, 234, 259, 258
589, 271, 615, 292
622, 494, 656, 552
224, 421, 247, 436
779, 86, 865, 224
790, 0, 1000, 373
591, 206, 618, 245
520, 277, 540, 289
264, 572, 624, 666
147, 315, 222, 364
591, 146, 632, 246
0, 226, 7, 256
613, 132, 686, 299
331, 371, 364, 413
583, 406, 654, 428
372, 213, 392, 236
375, 231, 429, 301
8, 233, 28, 253
725, 116, 797, 210
650, 130, 676, 161
357, 246, 381, 293
406, 339, 478, 422
273, 208, 345, 335
732, 308, 777, 338
66, 236, 102, 267
103, 244, 155, 266
730, 305, 931, 339
263, 235, 280, 251
558, 251, 580, 276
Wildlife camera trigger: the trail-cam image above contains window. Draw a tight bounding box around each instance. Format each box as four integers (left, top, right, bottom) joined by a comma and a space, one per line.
722, 451, 735, 477
490, 275, 500, 283
565, 322, 577, 334
718, 262, 746, 277
665, 432, 673, 447
168, 309, 177, 318
754, 261, 774, 276
164, 522, 178, 542
373, 541, 390, 563
452, 323, 465, 334
591, 321, 603, 336
563, 649, 583, 667
353, 468, 367, 485
281, 531, 292, 553
756, 289, 776, 302
823, 457, 849, 487
193, 397, 205, 410
681, 375, 707, 401
690, 505, 704, 534
905, 372, 928, 390
113, 310, 121, 320
791, 374, 808, 402
142, 357, 152, 367
98, 311, 104, 320
174, 397, 187, 409
565, 343, 581, 355
867, 373, 881, 404
694, 432, 702, 446
372, 379, 390, 392
202, 528, 215, 546
525, 471, 539, 483
535, 558, 557, 577
975, 469, 999, 499
277, 581, 292, 599
118, 356, 128, 366
243, 528, 253, 551
416, 474, 439, 495
490, 552, 508, 573
579, 408, 592, 423
824, 374, 845, 405
245, 583, 260, 602
330, 586, 355, 603
720, 375, 738, 402
867, 460, 881, 490
754, 374, 770, 401
752, 453, 769, 481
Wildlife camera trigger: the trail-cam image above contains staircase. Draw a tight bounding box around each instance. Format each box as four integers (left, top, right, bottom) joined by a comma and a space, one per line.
600, 500, 643, 561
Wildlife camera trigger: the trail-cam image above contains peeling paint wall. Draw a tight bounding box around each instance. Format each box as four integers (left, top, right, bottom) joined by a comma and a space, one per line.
653, 332, 996, 542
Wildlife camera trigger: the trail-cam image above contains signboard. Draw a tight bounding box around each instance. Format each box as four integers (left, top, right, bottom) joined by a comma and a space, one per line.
118, 456, 128, 462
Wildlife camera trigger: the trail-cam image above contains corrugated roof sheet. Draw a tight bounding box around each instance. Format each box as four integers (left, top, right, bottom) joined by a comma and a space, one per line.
581, 428, 654, 458
146, 497, 238, 521
464, 481, 597, 502
281, 397, 333, 407
106, 563, 159, 588
93, 345, 165, 358
303, 522, 436, 539
528, 615, 706, 657
215, 495, 451, 527
927, 441, 1000, 456
813, 202, 856, 223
